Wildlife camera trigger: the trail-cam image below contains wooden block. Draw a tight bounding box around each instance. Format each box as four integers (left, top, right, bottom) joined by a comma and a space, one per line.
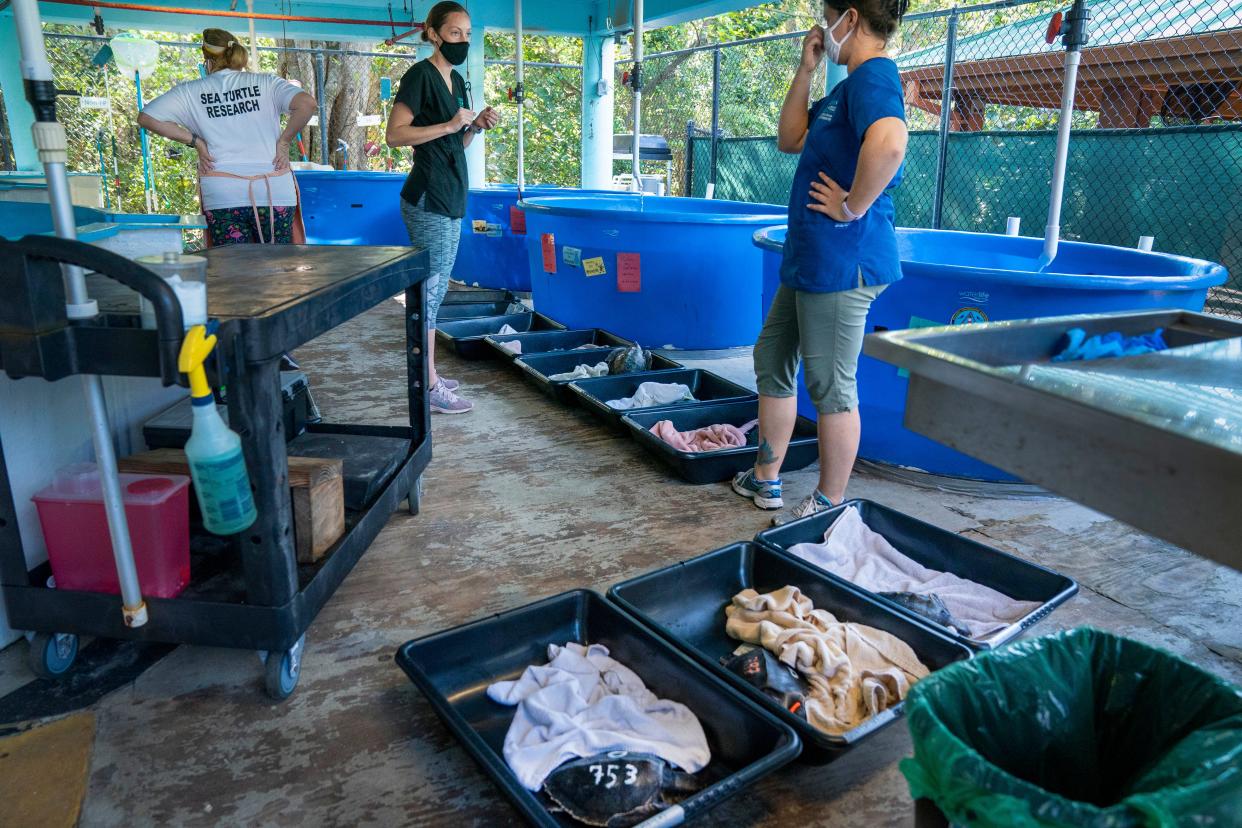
119, 448, 345, 564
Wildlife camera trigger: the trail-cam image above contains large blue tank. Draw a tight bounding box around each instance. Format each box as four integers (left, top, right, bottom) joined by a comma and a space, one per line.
452, 184, 616, 291
295, 173, 604, 291
296, 170, 409, 246
754, 225, 1229, 481
523, 195, 785, 349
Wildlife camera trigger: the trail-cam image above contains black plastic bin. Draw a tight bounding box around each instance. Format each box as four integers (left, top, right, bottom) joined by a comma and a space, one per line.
609, 542, 972, 762
485, 328, 634, 361
443, 288, 514, 305
395, 589, 802, 826
143, 370, 311, 450
437, 313, 565, 359
569, 369, 757, 430
516, 348, 684, 403
755, 499, 1078, 650
621, 400, 818, 484
438, 300, 524, 320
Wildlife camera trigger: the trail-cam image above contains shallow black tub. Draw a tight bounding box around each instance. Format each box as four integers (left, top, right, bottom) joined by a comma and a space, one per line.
621, 400, 818, 484
569, 369, 756, 430
436, 313, 565, 359
395, 589, 801, 826
516, 349, 684, 402
438, 300, 523, 320
484, 328, 634, 361
608, 542, 972, 762
443, 288, 515, 306
755, 499, 1078, 650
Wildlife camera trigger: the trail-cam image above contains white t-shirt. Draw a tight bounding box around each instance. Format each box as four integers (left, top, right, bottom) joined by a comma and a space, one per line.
143, 69, 301, 211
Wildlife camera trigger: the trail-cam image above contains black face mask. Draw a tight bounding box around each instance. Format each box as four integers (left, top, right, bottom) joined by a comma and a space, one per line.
439, 39, 469, 66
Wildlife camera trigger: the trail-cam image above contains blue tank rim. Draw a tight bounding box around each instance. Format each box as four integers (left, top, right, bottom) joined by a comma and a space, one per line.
523, 194, 786, 226
753, 225, 1229, 290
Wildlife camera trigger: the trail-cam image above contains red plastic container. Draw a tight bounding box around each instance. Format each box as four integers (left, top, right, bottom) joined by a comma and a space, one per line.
33, 464, 191, 599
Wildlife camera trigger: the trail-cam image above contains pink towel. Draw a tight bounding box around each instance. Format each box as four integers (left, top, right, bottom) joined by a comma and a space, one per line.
649, 419, 759, 453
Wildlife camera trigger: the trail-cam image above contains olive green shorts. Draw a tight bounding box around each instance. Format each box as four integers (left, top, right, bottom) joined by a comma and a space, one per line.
753, 282, 887, 415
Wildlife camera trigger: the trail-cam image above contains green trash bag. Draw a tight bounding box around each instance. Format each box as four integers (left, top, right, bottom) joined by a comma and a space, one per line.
901, 628, 1242, 827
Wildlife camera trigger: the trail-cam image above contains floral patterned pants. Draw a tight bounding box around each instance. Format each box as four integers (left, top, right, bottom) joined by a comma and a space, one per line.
204, 206, 295, 246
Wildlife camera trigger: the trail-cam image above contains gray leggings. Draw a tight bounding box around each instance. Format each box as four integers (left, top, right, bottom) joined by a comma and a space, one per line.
401, 195, 462, 328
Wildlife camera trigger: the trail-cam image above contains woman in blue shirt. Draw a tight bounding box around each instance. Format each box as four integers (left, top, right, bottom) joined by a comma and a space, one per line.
734, 0, 910, 521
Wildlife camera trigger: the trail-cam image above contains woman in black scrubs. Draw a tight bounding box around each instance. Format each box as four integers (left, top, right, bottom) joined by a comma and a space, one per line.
386, 1, 499, 414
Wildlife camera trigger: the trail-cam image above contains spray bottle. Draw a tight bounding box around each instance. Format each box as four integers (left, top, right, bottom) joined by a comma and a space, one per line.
179, 324, 257, 535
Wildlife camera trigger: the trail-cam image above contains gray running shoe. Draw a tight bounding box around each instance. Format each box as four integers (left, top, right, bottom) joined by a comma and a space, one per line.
430, 379, 473, 414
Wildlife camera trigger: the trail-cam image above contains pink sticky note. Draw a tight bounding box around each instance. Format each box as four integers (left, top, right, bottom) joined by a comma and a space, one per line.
617, 252, 641, 293
541, 233, 556, 273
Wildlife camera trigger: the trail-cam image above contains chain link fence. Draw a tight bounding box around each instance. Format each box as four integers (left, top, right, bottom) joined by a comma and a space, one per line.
31, 28, 586, 213
668, 0, 1240, 316
37, 29, 425, 215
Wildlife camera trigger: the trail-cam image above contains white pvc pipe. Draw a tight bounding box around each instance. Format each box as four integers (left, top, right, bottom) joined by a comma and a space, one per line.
12, 0, 147, 626
515, 0, 525, 193
247, 0, 257, 63
630, 0, 643, 191
1041, 49, 1081, 267
1006, 216, 1021, 236
1137, 235, 1154, 252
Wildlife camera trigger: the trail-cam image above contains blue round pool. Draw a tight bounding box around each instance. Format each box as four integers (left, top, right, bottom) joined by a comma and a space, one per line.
296, 173, 612, 291
524, 195, 786, 349
754, 225, 1229, 481
454, 184, 617, 291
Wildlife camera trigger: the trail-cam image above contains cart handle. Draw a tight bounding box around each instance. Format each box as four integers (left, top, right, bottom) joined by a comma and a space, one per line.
14, 234, 187, 386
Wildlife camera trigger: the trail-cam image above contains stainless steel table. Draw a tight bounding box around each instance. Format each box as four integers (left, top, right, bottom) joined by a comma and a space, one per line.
865, 310, 1242, 572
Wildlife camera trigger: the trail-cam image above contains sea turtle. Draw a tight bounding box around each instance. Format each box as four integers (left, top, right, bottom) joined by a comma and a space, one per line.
542, 751, 702, 827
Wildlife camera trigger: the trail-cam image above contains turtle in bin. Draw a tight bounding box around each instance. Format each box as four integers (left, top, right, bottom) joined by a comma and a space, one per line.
606, 344, 652, 376
542, 751, 702, 827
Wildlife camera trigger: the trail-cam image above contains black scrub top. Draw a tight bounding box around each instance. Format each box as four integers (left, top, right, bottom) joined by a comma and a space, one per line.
395, 60, 470, 218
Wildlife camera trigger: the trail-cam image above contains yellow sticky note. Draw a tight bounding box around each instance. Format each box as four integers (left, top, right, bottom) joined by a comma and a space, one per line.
583, 256, 607, 277
471, 219, 489, 234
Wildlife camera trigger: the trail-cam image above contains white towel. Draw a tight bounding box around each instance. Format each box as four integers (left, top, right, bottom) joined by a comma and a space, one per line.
786, 506, 1041, 640
605, 382, 695, 411
548, 361, 610, 382
496, 325, 522, 354
487, 642, 711, 791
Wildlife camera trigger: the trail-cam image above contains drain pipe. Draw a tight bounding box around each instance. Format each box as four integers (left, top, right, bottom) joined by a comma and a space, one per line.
12, 0, 147, 627
1040, 0, 1090, 268
629, 0, 643, 192
514, 0, 525, 196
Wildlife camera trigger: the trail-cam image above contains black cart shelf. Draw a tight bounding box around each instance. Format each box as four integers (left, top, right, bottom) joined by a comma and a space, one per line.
0, 240, 432, 700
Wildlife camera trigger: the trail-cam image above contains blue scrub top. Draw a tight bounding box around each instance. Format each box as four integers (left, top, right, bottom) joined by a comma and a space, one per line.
781, 57, 906, 294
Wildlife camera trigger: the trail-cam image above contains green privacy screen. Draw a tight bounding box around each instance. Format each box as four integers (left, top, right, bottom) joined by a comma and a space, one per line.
688, 125, 1242, 303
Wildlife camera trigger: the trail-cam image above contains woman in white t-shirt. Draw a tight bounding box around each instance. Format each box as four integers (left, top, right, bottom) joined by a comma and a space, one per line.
138, 28, 317, 246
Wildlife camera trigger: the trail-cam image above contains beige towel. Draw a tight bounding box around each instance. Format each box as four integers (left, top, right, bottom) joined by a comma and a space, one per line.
726, 586, 929, 735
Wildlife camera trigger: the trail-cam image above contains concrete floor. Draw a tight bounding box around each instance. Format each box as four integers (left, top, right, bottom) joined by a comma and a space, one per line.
3, 295, 1241, 826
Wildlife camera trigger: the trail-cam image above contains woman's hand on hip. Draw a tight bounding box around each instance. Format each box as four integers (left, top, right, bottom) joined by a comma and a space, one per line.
194, 138, 215, 173
449, 107, 477, 132
808, 171, 851, 222
800, 25, 825, 72
273, 139, 291, 172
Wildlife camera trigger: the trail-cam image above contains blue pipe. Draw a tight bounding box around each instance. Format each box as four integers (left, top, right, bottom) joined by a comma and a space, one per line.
134, 70, 154, 208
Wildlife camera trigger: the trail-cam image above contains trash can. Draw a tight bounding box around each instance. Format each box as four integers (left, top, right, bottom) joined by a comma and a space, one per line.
901, 628, 1242, 827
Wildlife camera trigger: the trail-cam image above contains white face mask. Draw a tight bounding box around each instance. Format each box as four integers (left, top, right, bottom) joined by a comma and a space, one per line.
825, 12, 854, 65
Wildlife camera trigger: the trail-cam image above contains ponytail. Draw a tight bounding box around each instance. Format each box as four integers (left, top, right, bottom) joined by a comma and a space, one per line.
202, 28, 248, 71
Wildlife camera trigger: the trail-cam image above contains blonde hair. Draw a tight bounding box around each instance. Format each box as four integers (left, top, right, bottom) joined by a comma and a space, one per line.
202, 28, 248, 71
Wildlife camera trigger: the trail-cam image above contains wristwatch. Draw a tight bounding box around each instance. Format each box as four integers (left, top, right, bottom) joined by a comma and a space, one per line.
471, 124, 484, 135
186, 132, 202, 149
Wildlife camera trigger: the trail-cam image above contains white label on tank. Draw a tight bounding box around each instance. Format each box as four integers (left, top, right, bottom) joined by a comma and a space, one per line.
80, 96, 111, 110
